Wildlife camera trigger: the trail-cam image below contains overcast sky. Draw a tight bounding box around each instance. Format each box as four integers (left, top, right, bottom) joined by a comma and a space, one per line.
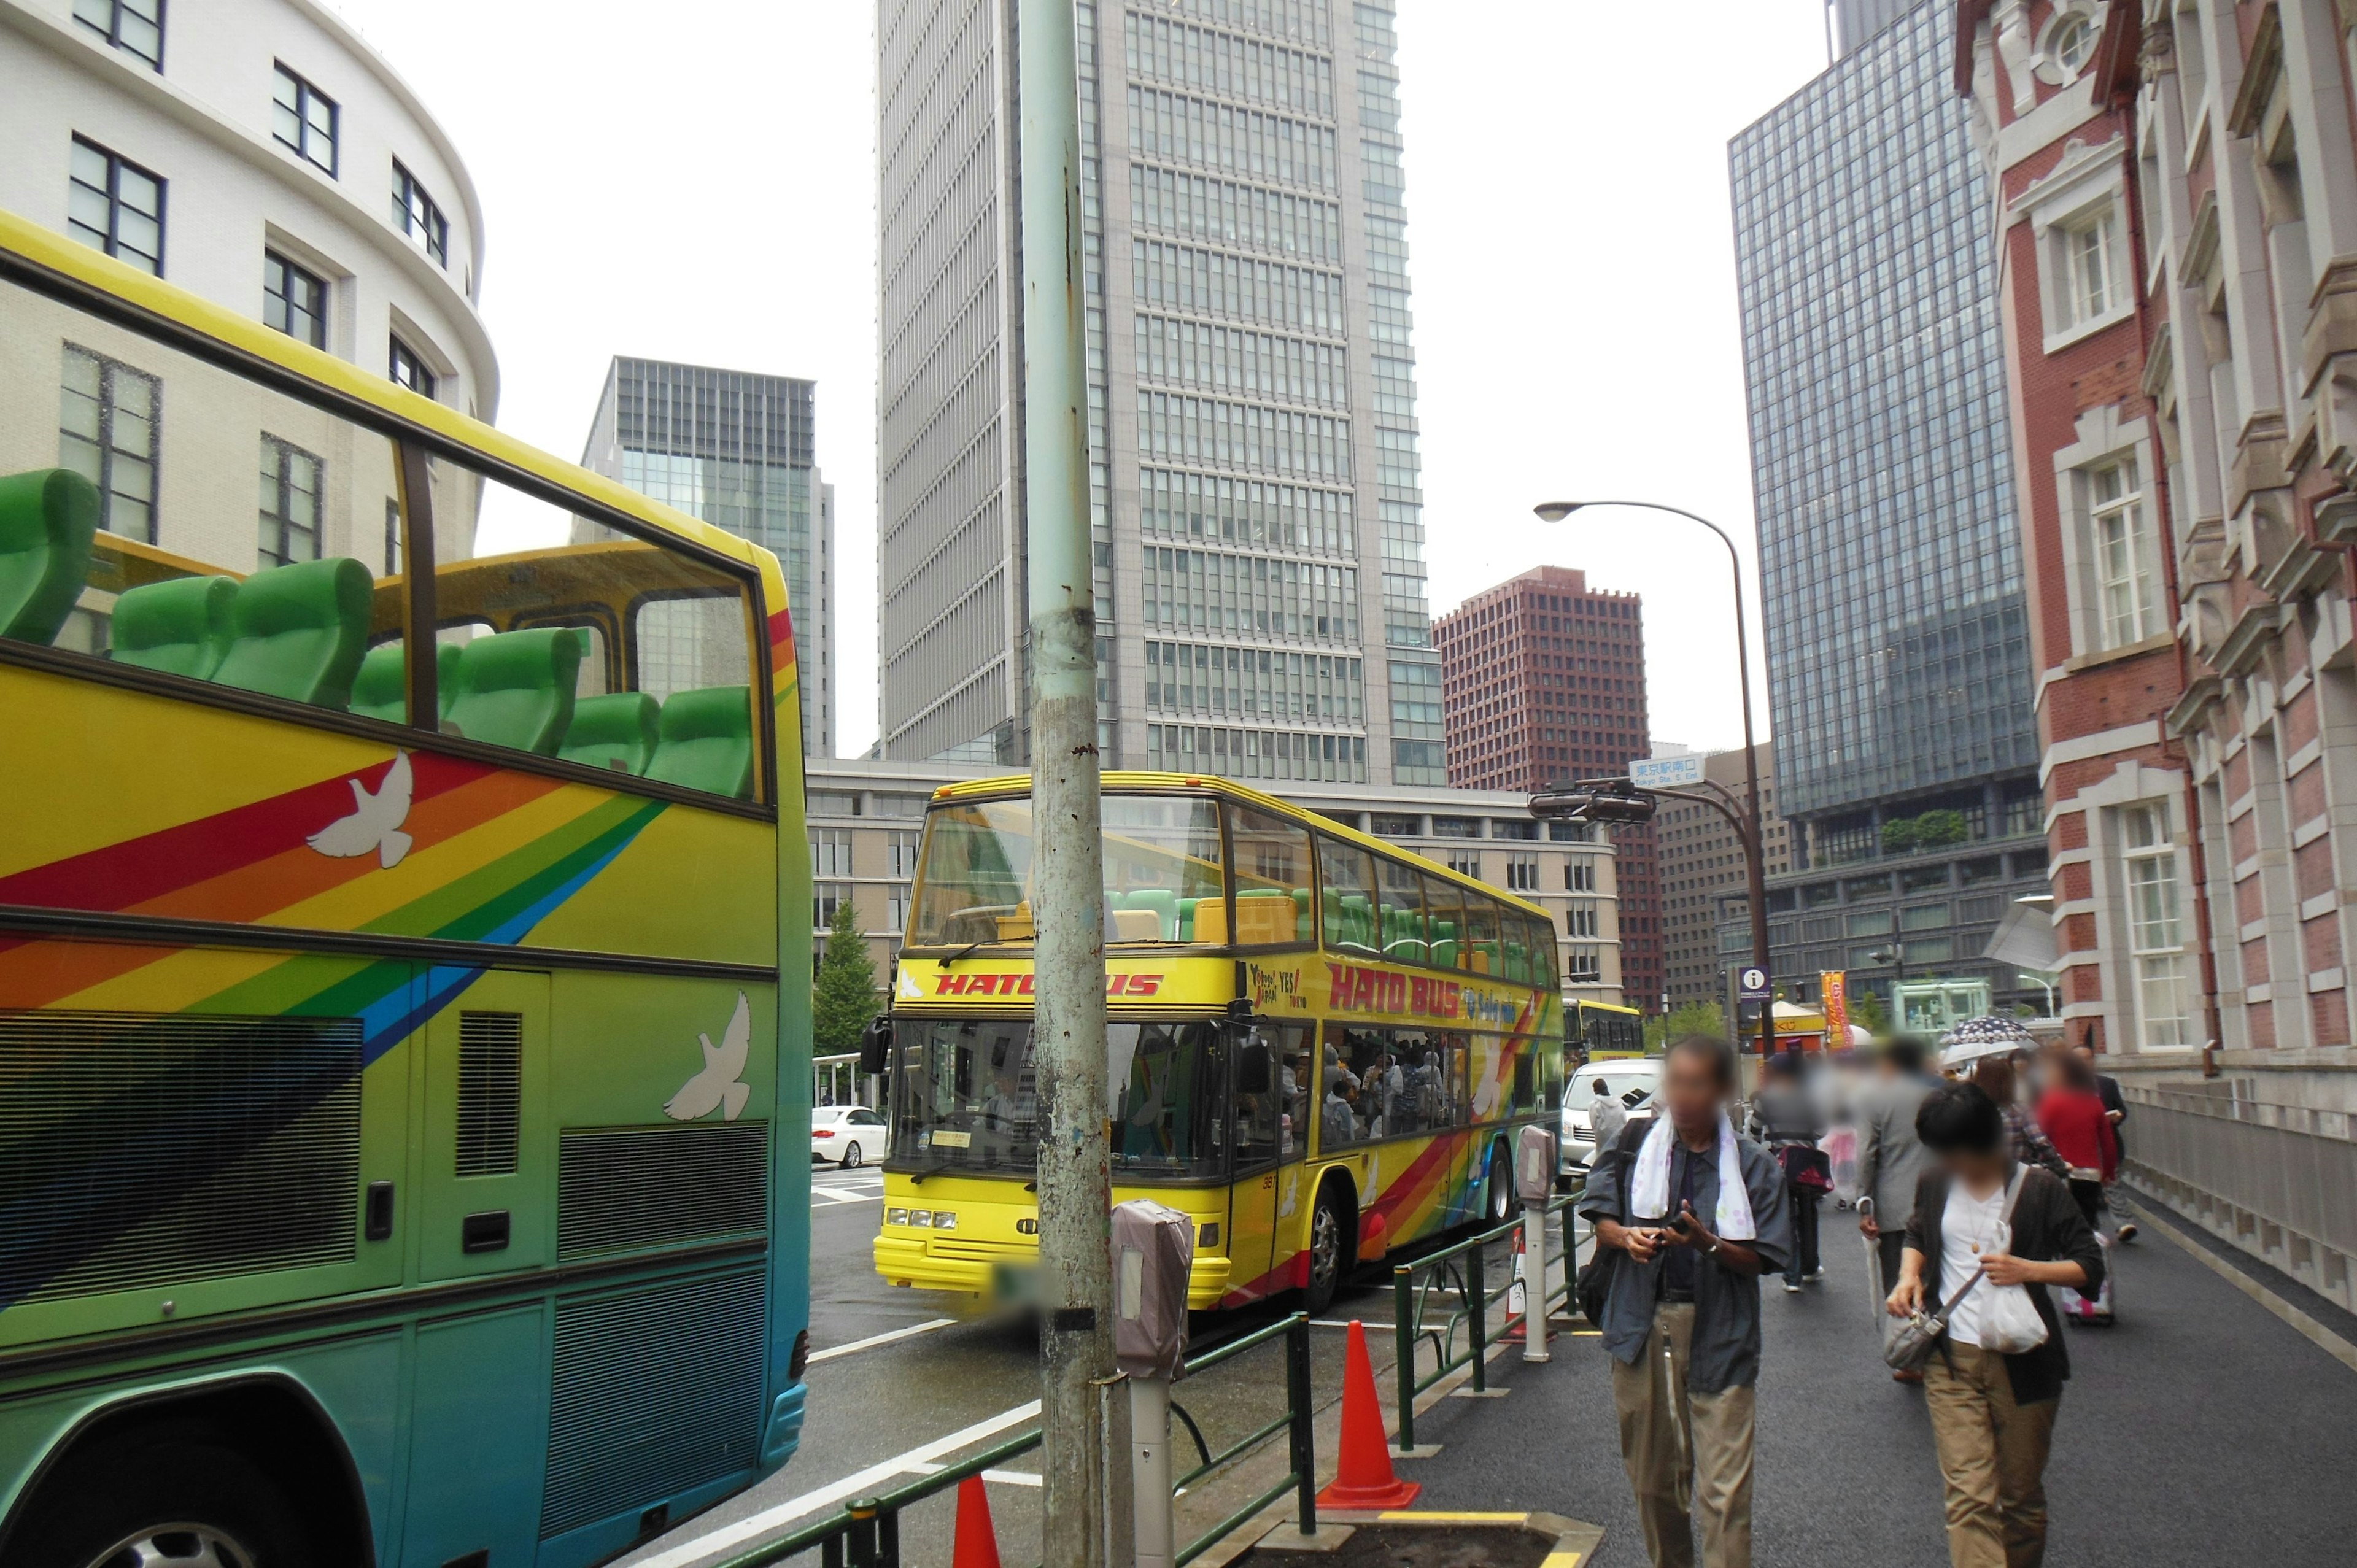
325, 0, 1834, 760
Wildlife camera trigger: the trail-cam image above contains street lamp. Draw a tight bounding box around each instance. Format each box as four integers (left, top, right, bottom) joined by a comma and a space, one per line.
1535, 499, 1773, 1063
1867, 943, 1907, 1032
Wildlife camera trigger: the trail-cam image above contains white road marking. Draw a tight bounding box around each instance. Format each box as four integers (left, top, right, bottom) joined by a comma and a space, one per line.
906, 1461, 1043, 1487
632, 1399, 1043, 1568
807, 1318, 958, 1364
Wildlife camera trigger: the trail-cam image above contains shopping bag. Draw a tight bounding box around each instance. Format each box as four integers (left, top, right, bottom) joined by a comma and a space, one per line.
2061, 1233, 2116, 1323
1980, 1280, 2049, 1353
1825, 1125, 1859, 1205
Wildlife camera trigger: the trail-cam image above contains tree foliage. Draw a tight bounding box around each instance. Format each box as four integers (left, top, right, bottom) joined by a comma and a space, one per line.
1849, 987, 1891, 1037
813, 897, 881, 1053
1643, 1000, 1725, 1049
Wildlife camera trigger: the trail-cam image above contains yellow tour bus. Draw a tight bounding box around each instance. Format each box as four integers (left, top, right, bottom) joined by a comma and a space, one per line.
0, 210, 813, 1566
1569, 998, 1646, 1059
872, 774, 1565, 1313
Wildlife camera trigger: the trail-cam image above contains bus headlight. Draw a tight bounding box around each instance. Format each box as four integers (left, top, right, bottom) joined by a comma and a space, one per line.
887, 1208, 909, 1226
911, 1210, 933, 1227
932, 1212, 958, 1231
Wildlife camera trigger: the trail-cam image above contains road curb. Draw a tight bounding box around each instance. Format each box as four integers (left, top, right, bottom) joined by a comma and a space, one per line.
2123, 1195, 2357, 1375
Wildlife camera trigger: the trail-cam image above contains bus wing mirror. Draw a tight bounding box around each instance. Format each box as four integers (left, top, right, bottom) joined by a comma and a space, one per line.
1235, 1037, 1274, 1095
859, 1016, 894, 1077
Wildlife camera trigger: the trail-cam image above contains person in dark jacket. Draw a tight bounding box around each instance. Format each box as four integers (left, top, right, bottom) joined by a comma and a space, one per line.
2070, 1040, 2136, 1243
1746, 1051, 1827, 1291
1887, 1083, 2104, 1568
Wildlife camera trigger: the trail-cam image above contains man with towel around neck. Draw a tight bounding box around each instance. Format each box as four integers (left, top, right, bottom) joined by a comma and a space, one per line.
1579, 1035, 1793, 1568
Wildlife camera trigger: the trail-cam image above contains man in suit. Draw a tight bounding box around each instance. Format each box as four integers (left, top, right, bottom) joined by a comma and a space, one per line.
1856, 1035, 1937, 1380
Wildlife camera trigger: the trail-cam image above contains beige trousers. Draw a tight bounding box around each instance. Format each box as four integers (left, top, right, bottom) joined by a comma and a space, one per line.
1922, 1342, 2058, 1568
1608, 1301, 1755, 1568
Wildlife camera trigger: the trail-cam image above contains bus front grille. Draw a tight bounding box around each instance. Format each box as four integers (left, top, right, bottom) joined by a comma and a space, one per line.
0, 1008, 362, 1310
557, 1121, 769, 1258
542, 1264, 767, 1538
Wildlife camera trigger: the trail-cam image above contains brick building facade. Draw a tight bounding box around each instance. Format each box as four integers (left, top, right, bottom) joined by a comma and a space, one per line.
1957, 0, 2357, 1310
1433, 565, 1663, 1010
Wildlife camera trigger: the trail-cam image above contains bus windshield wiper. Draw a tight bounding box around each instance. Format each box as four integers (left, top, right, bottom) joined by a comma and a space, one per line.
937, 941, 989, 968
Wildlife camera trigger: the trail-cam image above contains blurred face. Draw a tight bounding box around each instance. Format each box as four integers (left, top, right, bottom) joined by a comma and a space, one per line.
1663, 1048, 1728, 1130
1940, 1142, 2010, 1188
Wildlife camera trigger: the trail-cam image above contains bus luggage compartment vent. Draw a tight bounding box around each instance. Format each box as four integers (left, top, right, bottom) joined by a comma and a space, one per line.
542, 1264, 767, 1538
0, 1008, 362, 1308
556, 1121, 768, 1257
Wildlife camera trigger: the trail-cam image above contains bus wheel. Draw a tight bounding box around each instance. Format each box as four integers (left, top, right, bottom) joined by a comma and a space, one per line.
14, 1427, 314, 1568
1485, 1145, 1512, 1225
1305, 1184, 1351, 1315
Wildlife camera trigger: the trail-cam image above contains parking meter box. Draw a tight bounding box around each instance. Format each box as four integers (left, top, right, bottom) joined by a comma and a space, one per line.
1515, 1124, 1557, 1206
1114, 1199, 1194, 1380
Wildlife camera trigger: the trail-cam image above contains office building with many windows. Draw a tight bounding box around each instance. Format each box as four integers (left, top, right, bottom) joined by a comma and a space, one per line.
580, 358, 836, 756
1730, 0, 2049, 1027
1432, 565, 1662, 1011
1658, 744, 1790, 1009
874, 0, 1442, 783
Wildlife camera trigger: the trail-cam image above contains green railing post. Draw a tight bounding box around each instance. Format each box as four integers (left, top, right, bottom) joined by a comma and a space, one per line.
1466, 1241, 1487, 1394
878, 1507, 900, 1568
1286, 1312, 1317, 1535
1393, 1264, 1416, 1451
847, 1504, 879, 1568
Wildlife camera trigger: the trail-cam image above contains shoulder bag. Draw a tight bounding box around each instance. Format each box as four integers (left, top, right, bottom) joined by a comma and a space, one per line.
1575, 1121, 1651, 1329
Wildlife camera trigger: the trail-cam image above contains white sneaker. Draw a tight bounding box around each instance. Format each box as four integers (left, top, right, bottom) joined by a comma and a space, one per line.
1805, 1269, 1827, 1281
1784, 1280, 1802, 1292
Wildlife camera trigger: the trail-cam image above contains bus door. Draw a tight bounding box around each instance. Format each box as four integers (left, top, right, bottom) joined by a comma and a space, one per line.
419, 968, 552, 1279
1225, 1022, 1304, 1300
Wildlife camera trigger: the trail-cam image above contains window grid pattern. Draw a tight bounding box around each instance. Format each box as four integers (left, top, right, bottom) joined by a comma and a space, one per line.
1147, 724, 1366, 782
1129, 164, 1341, 260
1125, 85, 1337, 189
2067, 210, 2116, 323
72, 0, 162, 69
2092, 458, 2162, 647
1138, 467, 1353, 554
1729, 1, 2031, 820
264, 250, 327, 349
67, 137, 163, 276
1139, 545, 1357, 641
257, 435, 323, 568
1143, 638, 1363, 722
1132, 239, 1344, 333
58, 344, 159, 543
809, 827, 854, 878
1136, 389, 1349, 480
389, 336, 436, 399
271, 63, 338, 175
1136, 314, 1345, 406
393, 161, 450, 266
1124, 10, 1332, 114
2121, 803, 2191, 1048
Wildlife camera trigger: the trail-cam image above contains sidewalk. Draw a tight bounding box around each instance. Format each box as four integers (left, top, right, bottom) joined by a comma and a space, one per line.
1388, 1196, 2357, 1566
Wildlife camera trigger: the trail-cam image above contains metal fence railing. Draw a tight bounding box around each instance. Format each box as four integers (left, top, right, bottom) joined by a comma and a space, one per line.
713, 1313, 1317, 1568
1389, 1195, 1577, 1453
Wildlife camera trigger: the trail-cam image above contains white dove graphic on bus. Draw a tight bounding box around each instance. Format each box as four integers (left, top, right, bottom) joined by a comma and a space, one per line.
665, 991, 754, 1121
306, 751, 414, 869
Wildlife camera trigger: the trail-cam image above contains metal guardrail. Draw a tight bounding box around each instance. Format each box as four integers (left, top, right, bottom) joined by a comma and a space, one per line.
715, 1313, 1317, 1568
1389, 1195, 1578, 1452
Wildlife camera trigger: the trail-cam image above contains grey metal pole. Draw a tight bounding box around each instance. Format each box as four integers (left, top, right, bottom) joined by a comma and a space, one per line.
1014, 1, 1115, 1564
1129, 1376, 1172, 1568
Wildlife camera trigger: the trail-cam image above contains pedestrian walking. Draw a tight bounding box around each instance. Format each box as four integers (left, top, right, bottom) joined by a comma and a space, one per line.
1589, 1075, 1629, 1156
1856, 1036, 1937, 1380
1968, 1056, 2066, 1179
2036, 1051, 2120, 1325
1746, 1052, 1828, 1292
1577, 1035, 1792, 1568
2070, 1040, 2136, 1243
1887, 1082, 2103, 1568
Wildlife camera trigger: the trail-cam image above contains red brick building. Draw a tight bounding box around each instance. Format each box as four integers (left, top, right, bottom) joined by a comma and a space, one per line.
1433, 566, 1663, 1010
1958, 0, 2357, 1309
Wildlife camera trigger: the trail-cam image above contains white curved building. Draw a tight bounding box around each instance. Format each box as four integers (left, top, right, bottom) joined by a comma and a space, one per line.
0, 0, 497, 420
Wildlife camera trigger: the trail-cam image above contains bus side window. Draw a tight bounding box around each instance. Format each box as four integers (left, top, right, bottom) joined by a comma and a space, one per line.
1315, 836, 1379, 957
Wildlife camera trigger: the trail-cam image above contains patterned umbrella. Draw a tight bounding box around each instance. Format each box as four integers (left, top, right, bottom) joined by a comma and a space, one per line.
1938, 1013, 2037, 1068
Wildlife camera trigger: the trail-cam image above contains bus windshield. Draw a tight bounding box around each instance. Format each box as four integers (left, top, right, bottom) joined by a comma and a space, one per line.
908, 793, 1226, 948
891, 1016, 1229, 1178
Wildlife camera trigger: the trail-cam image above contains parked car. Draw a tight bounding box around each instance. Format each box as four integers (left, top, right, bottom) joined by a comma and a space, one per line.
1560, 1059, 1663, 1178
813, 1105, 888, 1167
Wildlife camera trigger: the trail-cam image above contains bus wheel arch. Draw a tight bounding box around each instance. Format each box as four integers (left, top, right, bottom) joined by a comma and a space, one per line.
1303, 1172, 1358, 1315
1, 1373, 374, 1568
1483, 1137, 1514, 1225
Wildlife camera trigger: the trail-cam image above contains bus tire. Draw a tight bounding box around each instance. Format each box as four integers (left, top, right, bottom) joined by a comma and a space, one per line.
1304, 1181, 1354, 1315
1484, 1143, 1512, 1226
10, 1420, 317, 1568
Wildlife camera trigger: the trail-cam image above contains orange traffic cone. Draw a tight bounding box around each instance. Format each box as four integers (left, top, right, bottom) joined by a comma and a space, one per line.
1315, 1319, 1422, 1511
953, 1474, 1002, 1568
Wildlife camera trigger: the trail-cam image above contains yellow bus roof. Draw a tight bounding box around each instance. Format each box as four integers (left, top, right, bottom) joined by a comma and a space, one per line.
0, 209, 778, 588
929, 770, 1557, 923
1575, 1000, 1641, 1018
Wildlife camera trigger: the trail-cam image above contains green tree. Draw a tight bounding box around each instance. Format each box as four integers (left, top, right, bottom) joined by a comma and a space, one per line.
1643, 1000, 1725, 1049
813, 897, 881, 1052
1913, 808, 1970, 848
1880, 817, 1920, 855
1850, 987, 1891, 1037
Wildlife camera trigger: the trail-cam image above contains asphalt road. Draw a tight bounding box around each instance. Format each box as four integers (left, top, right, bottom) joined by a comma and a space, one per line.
619, 1164, 1567, 1568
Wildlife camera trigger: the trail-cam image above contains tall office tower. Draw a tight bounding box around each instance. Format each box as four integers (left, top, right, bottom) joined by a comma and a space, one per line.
874, 0, 1442, 784
1730, 1, 2046, 1030
581, 357, 835, 756
1433, 565, 1662, 1010
1829, 0, 1915, 56
1657, 744, 1789, 1010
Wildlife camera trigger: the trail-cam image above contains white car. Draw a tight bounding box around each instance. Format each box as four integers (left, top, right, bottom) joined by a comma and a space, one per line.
812, 1105, 887, 1167
1561, 1060, 1664, 1176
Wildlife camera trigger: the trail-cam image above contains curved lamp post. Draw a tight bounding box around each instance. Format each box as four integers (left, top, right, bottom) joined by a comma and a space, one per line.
1533, 500, 1773, 1062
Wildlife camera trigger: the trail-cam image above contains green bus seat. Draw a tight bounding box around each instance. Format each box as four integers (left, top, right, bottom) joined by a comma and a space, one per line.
1176, 897, 1199, 941
110, 574, 235, 680
561, 691, 661, 774
1291, 887, 1313, 941
444, 627, 582, 754
351, 641, 463, 724
0, 468, 99, 647
644, 684, 754, 798
1124, 887, 1178, 940
212, 557, 373, 708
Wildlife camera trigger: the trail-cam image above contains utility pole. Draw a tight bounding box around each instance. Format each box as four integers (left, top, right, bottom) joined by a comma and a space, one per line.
1015, 0, 1117, 1564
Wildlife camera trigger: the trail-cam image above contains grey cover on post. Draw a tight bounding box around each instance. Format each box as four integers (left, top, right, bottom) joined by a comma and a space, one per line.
1113, 1198, 1195, 1381
1516, 1122, 1559, 1205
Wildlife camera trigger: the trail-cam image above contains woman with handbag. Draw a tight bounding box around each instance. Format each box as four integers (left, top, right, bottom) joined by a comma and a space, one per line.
1886, 1083, 2104, 1568
1746, 1052, 1829, 1292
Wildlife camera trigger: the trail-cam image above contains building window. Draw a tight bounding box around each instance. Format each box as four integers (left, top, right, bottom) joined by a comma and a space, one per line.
886, 884, 913, 933
1505, 852, 1539, 891
2092, 459, 2164, 647
2061, 208, 2118, 326
1567, 901, 1598, 938
1568, 855, 1596, 892
809, 827, 854, 878
67, 136, 164, 276
2121, 804, 2191, 1048
813, 882, 852, 929
271, 63, 338, 175
2043, 6, 2097, 77
257, 436, 323, 568
59, 344, 158, 541
389, 335, 437, 398
393, 161, 450, 266
887, 830, 921, 879
1443, 849, 1479, 879
263, 250, 327, 348
72, 0, 163, 69
1566, 947, 1601, 984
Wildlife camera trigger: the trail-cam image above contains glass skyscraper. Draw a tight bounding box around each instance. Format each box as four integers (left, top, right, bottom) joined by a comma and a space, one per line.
875, 0, 1442, 784
581, 357, 835, 755
1727, 0, 2046, 1024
